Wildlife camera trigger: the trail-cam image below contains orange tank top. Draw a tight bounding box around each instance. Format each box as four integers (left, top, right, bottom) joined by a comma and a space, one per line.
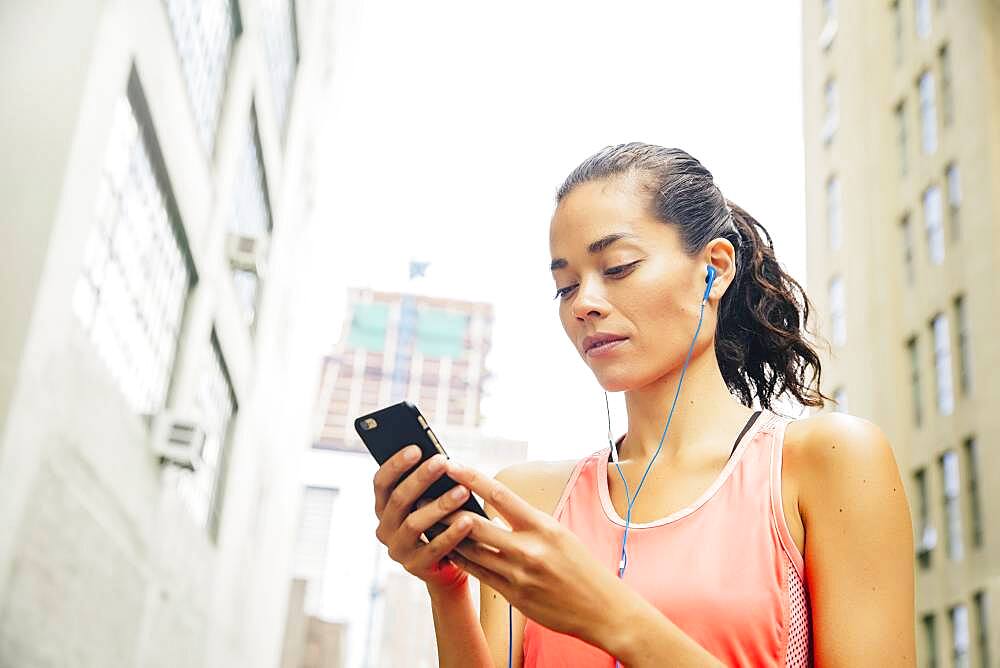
522, 409, 812, 667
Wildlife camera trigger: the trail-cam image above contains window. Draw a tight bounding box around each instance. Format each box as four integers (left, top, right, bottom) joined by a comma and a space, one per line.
73, 70, 196, 416
901, 213, 915, 284
919, 71, 938, 154
261, 0, 299, 135
963, 437, 982, 547
819, 0, 838, 49
939, 45, 954, 126
915, 0, 932, 38
954, 295, 972, 395
949, 604, 970, 668
924, 185, 945, 264
833, 387, 847, 413
173, 331, 237, 537
939, 451, 963, 560
826, 174, 842, 250
163, 0, 241, 153
293, 486, 338, 614
973, 591, 992, 667
829, 275, 846, 346
931, 314, 954, 415
822, 78, 839, 144
923, 613, 939, 668
892, 0, 903, 64
229, 109, 273, 327
895, 101, 909, 177
914, 467, 933, 569
908, 336, 923, 426
946, 163, 962, 240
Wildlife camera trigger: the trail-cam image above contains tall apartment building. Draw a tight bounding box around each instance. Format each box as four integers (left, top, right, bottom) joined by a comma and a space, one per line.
0, 1, 339, 666
313, 286, 495, 452
802, 1, 998, 666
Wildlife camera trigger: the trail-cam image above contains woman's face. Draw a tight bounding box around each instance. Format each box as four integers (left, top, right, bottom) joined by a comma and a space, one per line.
549, 178, 712, 392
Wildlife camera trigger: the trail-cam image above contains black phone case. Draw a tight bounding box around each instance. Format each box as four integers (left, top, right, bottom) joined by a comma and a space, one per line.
354, 401, 488, 541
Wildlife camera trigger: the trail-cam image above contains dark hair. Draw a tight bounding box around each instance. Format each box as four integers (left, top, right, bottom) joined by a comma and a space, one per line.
555, 142, 829, 411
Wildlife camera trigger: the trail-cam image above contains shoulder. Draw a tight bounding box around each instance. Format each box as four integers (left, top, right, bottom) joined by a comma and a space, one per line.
783, 411, 897, 474
783, 412, 904, 518
491, 457, 586, 517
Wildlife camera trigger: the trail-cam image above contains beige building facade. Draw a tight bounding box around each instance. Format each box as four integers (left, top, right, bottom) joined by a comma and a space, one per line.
802, 0, 999, 665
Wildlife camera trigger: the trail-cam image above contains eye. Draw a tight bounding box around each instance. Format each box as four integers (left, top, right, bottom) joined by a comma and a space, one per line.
552, 261, 642, 301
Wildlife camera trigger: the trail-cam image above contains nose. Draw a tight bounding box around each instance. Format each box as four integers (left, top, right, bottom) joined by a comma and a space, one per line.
570, 278, 609, 321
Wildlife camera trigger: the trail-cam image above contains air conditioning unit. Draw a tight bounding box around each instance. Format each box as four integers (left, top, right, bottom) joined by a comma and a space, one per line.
150, 411, 207, 471
916, 523, 938, 556
226, 232, 268, 277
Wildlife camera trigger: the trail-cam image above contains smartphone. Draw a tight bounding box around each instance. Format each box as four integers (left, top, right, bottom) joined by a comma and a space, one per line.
354, 401, 488, 542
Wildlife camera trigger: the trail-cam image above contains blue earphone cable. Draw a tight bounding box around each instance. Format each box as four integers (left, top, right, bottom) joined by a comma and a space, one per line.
507, 269, 715, 668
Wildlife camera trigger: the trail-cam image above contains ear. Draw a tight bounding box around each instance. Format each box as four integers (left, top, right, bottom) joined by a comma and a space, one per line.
703, 237, 737, 302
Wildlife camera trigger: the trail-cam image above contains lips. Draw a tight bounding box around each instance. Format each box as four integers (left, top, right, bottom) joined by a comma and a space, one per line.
582, 333, 628, 354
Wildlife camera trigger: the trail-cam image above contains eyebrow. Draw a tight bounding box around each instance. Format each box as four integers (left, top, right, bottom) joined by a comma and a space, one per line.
550, 232, 640, 271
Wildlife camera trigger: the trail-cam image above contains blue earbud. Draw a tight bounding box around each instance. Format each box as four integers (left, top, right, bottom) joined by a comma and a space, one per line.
703, 265, 716, 303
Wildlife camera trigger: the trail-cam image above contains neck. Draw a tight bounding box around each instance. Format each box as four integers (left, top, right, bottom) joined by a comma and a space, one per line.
616, 344, 756, 467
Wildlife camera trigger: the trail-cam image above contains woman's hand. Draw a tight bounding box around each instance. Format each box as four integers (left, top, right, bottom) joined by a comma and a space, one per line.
443, 460, 628, 644
372, 446, 476, 593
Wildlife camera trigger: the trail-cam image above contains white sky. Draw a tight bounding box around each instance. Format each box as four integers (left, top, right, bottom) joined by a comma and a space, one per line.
320, 0, 807, 462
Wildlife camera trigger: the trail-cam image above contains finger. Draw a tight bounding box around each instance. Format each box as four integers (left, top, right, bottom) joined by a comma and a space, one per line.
409, 514, 475, 572
452, 538, 513, 579
448, 551, 511, 594
444, 461, 539, 530
373, 445, 422, 516
381, 454, 449, 533
396, 484, 472, 547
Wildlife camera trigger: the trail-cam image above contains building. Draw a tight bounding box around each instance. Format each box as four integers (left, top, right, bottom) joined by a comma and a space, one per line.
0, 1, 340, 666
283, 285, 527, 668
313, 285, 496, 452
802, 0, 998, 665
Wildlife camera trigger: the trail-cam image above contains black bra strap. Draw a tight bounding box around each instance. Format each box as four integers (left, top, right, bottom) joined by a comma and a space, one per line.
729, 410, 763, 459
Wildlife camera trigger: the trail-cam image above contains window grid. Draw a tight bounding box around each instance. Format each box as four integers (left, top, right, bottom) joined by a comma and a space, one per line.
923, 185, 945, 265
229, 110, 273, 327
939, 45, 954, 126
963, 437, 982, 548
826, 174, 842, 250
923, 613, 939, 668
261, 0, 299, 135
916, 0, 932, 38
949, 604, 970, 668
918, 71, 938, 155
915, 467, 932, 569
908, 336, 923, 426
829, 275, 846, 346
174, 331, 237, 537
163, 0, 240, 153
931, 314, 954, 415
946, 163, 961, 240
891, 0, 903, 65
73, 83, 195, 416
901, 213, 915, 285
833, 387, 847, 413
895, 101, 908, 177
939, 451, 963, 560
973, 591, 991, 667
954, 295, 972, 395
822, 78, 839, 144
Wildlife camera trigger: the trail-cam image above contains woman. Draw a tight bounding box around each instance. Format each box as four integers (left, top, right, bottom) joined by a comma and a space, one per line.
372, 144, 916, 666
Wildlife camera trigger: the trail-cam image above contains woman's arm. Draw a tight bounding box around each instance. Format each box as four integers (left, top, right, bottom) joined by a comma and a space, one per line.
427, 578, 493, 668
795, 413, 917, 666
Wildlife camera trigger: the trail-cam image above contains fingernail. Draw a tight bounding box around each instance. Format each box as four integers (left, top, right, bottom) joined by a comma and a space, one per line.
448, 462, 465, 475
450, 486, 468, 500
404, 446, 420, 462
427, 456, 443, 473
